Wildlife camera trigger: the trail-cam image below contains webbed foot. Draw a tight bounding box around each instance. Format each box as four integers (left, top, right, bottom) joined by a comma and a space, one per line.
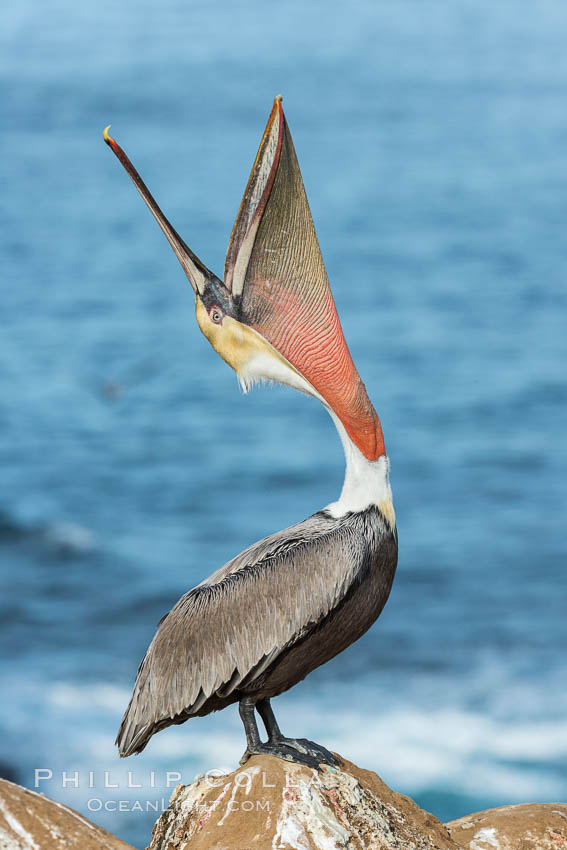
277, 737, 339, 766
240, 740, 322, 769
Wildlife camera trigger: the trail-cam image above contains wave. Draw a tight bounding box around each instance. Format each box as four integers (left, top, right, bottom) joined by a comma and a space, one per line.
0, 509, 95, 556
3, 673, 563, 850
29, 677, 566, 803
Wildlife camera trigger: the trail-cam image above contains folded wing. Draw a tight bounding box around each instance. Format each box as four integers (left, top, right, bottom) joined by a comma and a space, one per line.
116, 512, 365, 756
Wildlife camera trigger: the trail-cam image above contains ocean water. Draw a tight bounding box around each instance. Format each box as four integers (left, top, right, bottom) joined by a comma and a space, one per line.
1, 0, 566, 846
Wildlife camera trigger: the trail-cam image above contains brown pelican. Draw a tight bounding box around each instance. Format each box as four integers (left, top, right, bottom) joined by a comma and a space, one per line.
103, 96, 398, 768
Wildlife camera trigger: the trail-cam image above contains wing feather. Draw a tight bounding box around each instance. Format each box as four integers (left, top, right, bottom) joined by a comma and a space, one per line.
116, 511, 364, 755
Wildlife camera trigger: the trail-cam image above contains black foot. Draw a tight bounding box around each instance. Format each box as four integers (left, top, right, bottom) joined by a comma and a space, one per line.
240, 740, 325, 770
240, 738, 338, 770
279, 737, 339, 767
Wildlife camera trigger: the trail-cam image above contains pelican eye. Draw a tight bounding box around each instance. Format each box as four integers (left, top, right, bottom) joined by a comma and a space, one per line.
209, 306, 223, 324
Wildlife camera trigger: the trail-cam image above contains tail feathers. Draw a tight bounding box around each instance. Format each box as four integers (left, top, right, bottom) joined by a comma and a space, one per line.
115, 684, 160, 756
116, 711, 153, 757
115, 721, 153, 758
115, 687, 211, 757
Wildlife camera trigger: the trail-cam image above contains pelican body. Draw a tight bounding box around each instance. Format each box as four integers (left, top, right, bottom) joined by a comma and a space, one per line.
104, 97, 397, 767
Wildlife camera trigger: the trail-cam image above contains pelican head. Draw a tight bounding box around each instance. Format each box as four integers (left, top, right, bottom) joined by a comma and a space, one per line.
103, 97, 385, 462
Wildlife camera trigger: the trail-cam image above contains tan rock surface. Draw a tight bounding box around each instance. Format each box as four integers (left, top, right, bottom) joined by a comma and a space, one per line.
0, 777, 135, 850
447, 802, 567, 849
1, 758, 565, 849
146, 753, 458, 850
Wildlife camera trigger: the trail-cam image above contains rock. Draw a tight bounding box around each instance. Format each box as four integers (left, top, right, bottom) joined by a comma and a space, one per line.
146, 754, 567, 850
146, 753, 458, 849
447, 803, 567, 849
0, 778, 135, 850
1, 758, 565, 849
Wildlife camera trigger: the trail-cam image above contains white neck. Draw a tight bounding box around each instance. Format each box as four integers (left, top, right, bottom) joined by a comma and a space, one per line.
324, 409, 395, 525
237, 347, 394, 525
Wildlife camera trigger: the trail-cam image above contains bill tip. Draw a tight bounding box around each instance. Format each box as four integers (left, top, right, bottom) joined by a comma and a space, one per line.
102, 125, 113, 145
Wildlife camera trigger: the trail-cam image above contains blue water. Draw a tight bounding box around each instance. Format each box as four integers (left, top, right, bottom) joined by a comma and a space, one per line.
1, 0, 566, 846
